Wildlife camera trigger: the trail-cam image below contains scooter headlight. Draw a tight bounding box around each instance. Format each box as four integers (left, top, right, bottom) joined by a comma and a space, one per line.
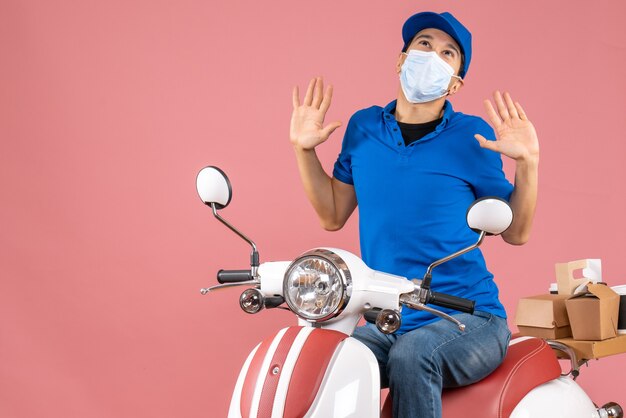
283, 249, 352, 322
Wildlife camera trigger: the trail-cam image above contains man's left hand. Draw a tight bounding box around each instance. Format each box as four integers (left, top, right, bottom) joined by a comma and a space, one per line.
474, 91, 539, 163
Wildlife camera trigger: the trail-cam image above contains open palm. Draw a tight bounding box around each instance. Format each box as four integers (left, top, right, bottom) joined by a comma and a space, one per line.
475, 91, 539, 162
290, 77, 342, 150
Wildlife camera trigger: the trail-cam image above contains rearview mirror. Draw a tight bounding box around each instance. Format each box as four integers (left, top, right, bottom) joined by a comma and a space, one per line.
466, 198, 513, 236
196, 166, 232, 209
422, 197, 514, 291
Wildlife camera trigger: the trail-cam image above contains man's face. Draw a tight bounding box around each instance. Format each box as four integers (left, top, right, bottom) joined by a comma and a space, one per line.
403, 28, 463, 76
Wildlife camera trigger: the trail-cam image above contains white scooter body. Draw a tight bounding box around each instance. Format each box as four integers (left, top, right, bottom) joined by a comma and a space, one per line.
227, 252, 600, 418
510, 377, 597, 417
228, 249, 408, 418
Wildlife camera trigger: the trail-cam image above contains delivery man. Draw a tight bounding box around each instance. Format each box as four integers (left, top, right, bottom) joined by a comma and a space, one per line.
289, 11, 539, 418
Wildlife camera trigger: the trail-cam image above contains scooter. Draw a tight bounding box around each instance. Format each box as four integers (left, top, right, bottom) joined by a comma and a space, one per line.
196, 165, 623, 418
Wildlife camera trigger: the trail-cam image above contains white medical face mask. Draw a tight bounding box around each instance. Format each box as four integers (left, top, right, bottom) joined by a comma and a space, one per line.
399, 50, 462, 104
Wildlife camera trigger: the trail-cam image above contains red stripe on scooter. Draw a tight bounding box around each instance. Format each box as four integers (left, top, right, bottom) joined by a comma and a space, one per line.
240, 333, 273, 418
283, 329, 348, 418
256, 327, 302, 418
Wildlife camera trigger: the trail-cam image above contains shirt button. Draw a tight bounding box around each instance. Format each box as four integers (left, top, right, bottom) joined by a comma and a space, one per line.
393, 128, 398, 131
397, 141, 402, 146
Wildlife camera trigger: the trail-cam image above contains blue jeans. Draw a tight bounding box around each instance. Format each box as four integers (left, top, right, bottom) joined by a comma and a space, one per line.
352, 311, 511, 418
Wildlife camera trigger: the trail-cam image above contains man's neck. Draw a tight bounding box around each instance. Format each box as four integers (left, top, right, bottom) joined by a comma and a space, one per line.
394, 87, 446, 124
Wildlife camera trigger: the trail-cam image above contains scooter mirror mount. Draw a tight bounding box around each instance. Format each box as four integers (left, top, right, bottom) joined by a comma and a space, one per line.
420, 198, 513, 291
196, 166, 260, 282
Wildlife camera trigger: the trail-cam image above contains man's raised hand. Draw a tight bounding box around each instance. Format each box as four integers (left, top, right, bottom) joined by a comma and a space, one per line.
474, 91, 539, 163
290, 77, 342, 151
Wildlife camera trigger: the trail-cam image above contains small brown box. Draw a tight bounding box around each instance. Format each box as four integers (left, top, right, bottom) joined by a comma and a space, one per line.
515, 294, 572, 339
565, 283, 620, 341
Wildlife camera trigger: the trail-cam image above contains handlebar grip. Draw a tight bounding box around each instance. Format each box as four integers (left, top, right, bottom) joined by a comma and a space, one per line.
217, 269, 252, 284
264, 296, 285, 309
429, 291, 475, 314
364, 308, 381, 324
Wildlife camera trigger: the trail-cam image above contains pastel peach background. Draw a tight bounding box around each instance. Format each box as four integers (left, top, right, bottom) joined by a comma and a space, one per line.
1, 0, 625, 416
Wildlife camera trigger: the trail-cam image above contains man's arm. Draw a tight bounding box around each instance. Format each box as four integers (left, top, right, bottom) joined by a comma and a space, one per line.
293, 148, 357, 230
290, 77, 357, 230
502, 157, 538, 244
474, 91, 540, 245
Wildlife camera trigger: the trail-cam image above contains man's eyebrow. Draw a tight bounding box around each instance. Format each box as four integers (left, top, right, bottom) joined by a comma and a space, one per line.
413, 33, 461, 55
414, 34, 433, 41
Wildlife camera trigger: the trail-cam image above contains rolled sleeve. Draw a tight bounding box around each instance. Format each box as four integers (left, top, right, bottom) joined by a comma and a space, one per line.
332, 117, 355, 185
471, 121, 514, 201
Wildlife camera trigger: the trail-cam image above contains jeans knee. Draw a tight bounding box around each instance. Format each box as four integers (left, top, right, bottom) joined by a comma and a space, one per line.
387, 341, 435, 381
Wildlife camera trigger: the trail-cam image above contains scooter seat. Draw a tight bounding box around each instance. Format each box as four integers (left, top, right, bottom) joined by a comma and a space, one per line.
381, 336, 562, 418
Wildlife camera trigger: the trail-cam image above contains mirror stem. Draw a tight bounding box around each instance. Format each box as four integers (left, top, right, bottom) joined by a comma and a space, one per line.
422, 231, 486, 290
211, 203, 260, 277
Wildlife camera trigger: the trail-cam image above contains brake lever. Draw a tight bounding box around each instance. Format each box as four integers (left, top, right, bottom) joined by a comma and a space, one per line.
200, 280, 261, 294
399, 294, 466, 331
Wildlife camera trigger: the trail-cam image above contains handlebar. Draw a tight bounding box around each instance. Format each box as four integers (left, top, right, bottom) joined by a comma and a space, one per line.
217, 269, 253, 284
428, 291, 475, 314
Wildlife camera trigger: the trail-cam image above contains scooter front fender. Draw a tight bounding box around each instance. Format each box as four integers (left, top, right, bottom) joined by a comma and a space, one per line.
228, 326, 380, 418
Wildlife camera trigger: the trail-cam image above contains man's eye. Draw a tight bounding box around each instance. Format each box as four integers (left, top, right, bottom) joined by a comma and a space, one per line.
418, 40, 430, 47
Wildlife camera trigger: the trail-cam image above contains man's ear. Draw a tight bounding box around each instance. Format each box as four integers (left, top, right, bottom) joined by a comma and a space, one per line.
396, 52, 405, 74
448, 78, 463, 96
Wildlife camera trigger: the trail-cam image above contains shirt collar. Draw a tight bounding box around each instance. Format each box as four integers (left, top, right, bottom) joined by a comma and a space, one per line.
382, 99, 455, 128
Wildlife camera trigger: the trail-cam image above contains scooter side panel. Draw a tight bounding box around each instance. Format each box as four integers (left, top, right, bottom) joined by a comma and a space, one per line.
304, 337, 381, 418
228, 327, 290, 418
509, 376, 597, 418
229, 327, 330, 418
271, 327, 317, 417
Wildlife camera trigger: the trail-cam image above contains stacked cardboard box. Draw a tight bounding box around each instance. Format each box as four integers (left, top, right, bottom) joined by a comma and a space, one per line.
514, 259, 626, 360
516, 294, 571, 339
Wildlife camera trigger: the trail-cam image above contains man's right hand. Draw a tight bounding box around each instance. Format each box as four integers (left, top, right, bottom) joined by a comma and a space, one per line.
290, 77, 342, 150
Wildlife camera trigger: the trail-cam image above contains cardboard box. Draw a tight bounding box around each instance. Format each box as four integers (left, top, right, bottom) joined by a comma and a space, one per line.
612, 285, 626, 334
565, 283, 620, 341
555, 259, 602, 295
515, 294, 572, 339
555, 334, 626, 360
